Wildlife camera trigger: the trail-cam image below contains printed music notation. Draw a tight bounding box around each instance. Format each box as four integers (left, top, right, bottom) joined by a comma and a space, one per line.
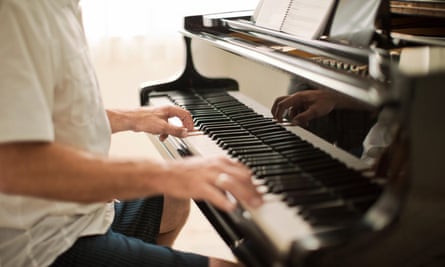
253, 0, 336, 39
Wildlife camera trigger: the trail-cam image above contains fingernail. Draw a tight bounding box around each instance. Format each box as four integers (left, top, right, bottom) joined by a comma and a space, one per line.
181, 129, 188, 137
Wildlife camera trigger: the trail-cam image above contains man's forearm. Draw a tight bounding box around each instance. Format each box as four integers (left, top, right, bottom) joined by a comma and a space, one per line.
0, 142, 166, 203
106, 109, 136, 133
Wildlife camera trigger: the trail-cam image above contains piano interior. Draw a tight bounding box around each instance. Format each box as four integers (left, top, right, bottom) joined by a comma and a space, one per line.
139, 1, 445, 266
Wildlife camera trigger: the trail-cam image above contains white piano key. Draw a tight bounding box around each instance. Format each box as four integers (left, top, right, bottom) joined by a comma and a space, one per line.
242, 198, 314, 254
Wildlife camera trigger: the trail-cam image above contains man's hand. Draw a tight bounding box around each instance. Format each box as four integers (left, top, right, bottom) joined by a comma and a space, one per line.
106, 105, 194, 141
160, 156, 263, 212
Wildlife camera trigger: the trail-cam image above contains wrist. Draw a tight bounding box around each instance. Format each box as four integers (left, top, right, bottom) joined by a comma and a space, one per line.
106, 109, 136, 133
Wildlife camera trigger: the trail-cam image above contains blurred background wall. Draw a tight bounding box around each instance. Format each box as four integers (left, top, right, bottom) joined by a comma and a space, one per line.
80, 0, 291, 158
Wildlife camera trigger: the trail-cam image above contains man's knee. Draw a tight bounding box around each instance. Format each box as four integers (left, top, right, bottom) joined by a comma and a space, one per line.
160, 197, 191, 234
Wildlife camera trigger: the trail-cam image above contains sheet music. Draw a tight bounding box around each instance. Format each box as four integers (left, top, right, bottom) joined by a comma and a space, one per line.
254, 0, 336, 39
281, 0, 336, 39
254, 0, 291, 30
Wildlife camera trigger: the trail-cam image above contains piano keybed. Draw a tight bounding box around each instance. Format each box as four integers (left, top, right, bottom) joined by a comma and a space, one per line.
148, 88, 383, 254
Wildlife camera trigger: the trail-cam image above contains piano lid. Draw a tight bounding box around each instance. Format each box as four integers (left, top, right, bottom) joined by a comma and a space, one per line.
183, 9, 391, 108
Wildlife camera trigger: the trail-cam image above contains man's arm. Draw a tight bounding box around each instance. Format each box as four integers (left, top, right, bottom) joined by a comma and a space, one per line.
0, 141, 163, 203
0, 141, 262, 212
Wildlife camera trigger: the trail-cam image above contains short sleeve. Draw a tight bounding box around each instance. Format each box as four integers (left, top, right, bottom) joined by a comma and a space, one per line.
0, 1, 55, 143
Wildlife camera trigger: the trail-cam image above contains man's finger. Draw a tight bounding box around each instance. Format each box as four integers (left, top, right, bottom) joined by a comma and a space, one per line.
166, 126, 188, 138
166, 106, 194, 130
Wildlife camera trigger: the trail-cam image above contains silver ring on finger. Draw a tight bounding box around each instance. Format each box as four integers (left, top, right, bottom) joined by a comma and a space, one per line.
215, 173, 230, 187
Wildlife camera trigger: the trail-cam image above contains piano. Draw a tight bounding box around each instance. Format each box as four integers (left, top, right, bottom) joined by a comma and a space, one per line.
139, 1, 445, 266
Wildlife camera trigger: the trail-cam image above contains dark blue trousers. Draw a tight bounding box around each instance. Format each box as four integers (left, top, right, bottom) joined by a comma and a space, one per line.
50, 197, 208, 267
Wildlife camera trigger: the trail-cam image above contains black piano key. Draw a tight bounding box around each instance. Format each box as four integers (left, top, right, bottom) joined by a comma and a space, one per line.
283, 188, 338, 206
171, 99, 204, 105
221, 139, 263, 147
181, 104, 214, 110
254, 165, 302, 178
220, 140, 263, 150
192, 112, 227, 118
285, 150, 332, 162
259, 136, 306, 147
199, 121, 236, 127
227, 144, 271, 154
279, 143, 318, 154
232, 116, 267, 124
193, 110, 221, 115
246, 122, 284, 130
213, 102, 248, 108
202, 126, 243, 134
240, 121, 280, 131
205, 97, 237, 103
208, 128, 248, 138
253, 130, 296, 138
239, 152, 286, 161
239, 120, 276, 128
194, 118, 231, 127
192, 114, 228, 121
199, 91, 231, 98
239, 152, 286, 165
253, 163, 301, 175
216, 135, 259, 145
263, 173, 313, 184
281, 150, 328, 162
222, 108, 255, 115
262, 136, 305, 146
201, 125, 235, 133
268, 178, 321, 194
230, 146, 275, 157
230, 113, 263, 121
245, 157, 290, 168
207, 96, 236, 101
211, 130, 251, 140
249, 126, 285, 135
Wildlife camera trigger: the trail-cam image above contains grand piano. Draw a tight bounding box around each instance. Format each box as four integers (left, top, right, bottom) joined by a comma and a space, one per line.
139, 1, 445, 266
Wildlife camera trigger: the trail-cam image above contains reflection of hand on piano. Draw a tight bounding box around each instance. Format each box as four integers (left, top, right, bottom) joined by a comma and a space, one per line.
272, 88, 370, 127
272, 89, 337, 126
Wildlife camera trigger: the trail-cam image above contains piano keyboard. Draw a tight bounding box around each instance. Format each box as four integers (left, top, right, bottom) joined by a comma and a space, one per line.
147, 89, 383, 254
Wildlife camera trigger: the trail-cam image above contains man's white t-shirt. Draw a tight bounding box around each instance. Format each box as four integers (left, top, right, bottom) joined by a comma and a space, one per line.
0, 0, 114, 266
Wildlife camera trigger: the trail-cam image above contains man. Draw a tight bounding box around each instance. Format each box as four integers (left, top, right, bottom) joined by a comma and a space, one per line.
0, 1, 262, 266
